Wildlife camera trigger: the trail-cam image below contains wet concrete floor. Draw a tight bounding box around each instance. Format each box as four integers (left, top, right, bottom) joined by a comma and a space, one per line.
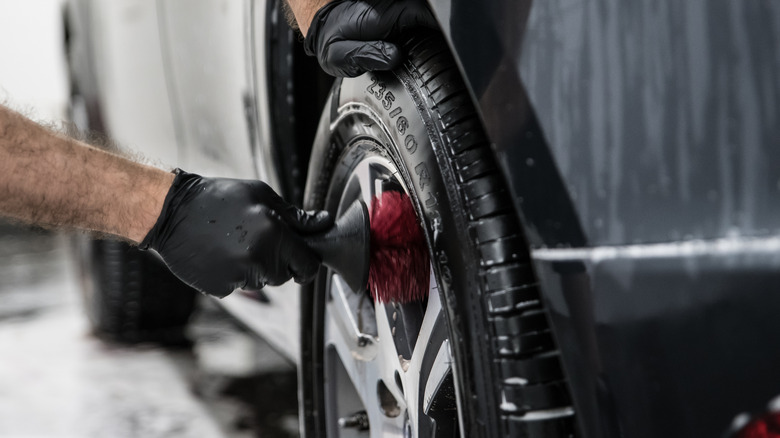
0, 222, 299, 437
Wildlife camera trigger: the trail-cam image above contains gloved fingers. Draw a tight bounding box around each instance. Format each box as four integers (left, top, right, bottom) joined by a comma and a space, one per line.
261, 233, 322, 285
286, 239, 323, 284
336, 0, 438, 40
246, 181, 332, 232
323, 40, 402, 77
392, 1, 439, 32
271, 204, 333, 233
243, 264, 268, 291
294, 210, 334, 233
249, 180, 287, 207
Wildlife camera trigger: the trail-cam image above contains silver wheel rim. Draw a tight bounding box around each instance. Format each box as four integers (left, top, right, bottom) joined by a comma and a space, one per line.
322, 152, 462, 438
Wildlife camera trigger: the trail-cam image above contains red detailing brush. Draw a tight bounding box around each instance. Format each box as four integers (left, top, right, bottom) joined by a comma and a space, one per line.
367, 191, 430, 303
304, 191, 430, 303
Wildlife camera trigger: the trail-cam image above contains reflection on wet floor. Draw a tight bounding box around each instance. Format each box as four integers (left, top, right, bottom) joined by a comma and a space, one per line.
0, 222, 298, 438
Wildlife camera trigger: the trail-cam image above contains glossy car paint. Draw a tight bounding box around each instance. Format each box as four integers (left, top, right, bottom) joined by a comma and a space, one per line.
157, 0, 257, 179
428, 0, 780, 436
69, 0, 179, 165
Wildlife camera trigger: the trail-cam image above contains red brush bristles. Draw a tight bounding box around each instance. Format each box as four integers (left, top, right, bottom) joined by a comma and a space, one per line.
368, 191, 430, 303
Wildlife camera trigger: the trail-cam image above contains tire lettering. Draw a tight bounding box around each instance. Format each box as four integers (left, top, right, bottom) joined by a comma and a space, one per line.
437, 251, 453, 287
405, 135, 418, 154
363, 74, 452, 289
396, 116, 409, 135
424, 191, 437, 208
366, 75, 379, 96
415, 162, 430, 189
383, 92, 395, 110
428, 207, 443, 235
374, 82, 386, 100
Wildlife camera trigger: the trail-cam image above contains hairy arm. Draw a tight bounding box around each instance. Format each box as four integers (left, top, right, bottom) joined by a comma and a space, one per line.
285, 0, 331, 35
0, 105, 174, 243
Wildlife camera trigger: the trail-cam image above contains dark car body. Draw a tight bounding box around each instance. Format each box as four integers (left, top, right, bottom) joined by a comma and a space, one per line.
431, 1, 780, 436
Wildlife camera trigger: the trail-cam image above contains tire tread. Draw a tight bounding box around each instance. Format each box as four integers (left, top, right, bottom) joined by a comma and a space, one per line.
404, 33, 576, 437
86, 239, 195, 345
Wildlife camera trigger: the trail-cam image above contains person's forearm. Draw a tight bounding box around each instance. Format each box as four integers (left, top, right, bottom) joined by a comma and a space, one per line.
0, 105, 174, 243
286, 0, 331, 35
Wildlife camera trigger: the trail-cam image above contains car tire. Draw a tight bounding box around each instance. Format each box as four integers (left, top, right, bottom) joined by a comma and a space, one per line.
75, 236, 196, 345
300, 32, 576, 437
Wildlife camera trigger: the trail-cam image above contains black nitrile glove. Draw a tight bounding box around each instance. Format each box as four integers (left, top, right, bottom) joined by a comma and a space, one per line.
140, 170, 333, 298
304, 0, 437, 77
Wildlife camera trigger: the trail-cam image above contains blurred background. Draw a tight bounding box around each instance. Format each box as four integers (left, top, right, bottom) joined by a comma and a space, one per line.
0, 0, 67, 121
0, 1, 297, 436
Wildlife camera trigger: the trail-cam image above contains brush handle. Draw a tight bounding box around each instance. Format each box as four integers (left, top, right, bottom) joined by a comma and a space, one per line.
303, 199, 370, 292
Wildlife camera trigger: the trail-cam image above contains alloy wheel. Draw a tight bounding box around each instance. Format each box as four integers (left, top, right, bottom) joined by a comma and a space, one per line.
321, 149, 462, 437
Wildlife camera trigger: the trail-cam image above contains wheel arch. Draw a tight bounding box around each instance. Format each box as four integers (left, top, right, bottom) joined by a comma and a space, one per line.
263, 0, 333, 207
425, 0, 587, 249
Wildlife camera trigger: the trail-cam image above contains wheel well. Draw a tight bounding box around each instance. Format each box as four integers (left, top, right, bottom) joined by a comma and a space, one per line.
287, 39, 333, 206
266, 0, 332, 207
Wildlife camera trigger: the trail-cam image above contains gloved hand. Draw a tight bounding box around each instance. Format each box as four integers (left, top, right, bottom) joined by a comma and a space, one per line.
304, 0, 437, 77
140, 170, 332, 298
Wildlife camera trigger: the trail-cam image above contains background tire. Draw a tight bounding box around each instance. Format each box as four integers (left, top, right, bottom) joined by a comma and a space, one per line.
301, 33, 576, 437
75, 237, 196, 345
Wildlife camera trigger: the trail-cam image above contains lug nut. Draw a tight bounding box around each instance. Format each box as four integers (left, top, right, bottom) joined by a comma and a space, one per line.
338, 411, 370, 431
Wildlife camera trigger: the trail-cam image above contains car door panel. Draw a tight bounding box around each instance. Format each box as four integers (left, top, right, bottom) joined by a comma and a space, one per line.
157, 0, 256, 178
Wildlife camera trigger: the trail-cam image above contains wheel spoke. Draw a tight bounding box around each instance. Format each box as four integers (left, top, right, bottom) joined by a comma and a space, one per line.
369, 415, 405, 438
412, 274, 444, 365
353, 160, 384, 207
329, 274, 377, 361
407, 275, 457, 434
423, 339, 453, 415
375, 301, 407, 403
325, 307, 388, 426
327, 273, 414, 436
324, 309, 372, 398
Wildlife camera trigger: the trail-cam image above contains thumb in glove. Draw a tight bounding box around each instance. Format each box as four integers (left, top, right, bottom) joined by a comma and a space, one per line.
304, 0, 437, 77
